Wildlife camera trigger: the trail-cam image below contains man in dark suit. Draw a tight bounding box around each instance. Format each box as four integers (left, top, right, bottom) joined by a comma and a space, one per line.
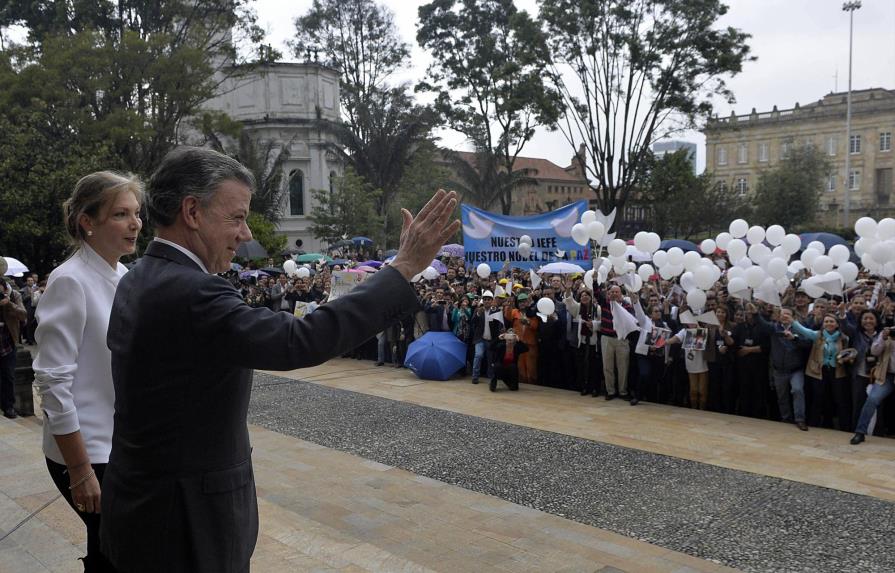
100, 146, 459, 573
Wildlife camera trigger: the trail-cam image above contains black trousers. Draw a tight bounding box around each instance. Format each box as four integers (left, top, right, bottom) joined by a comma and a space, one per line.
0, 349, 16, 413
46, 458, 117, 572
493, 363, 519, 390
808, 367, 852, 430
574, 344, 600, 394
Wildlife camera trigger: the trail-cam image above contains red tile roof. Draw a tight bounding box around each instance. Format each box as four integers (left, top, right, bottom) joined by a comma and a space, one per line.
453, 151, 586, 183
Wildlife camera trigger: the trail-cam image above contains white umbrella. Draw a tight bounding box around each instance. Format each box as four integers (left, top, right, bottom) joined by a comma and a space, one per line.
537, 262, 586, 275
2, 257, 28, 277
625, 245, 652, 263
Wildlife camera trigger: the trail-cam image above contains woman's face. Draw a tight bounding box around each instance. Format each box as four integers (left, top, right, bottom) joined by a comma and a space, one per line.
734, 309, 744, 323
716, 306, 728, 323
580, 292, 592, 305
861, 312, 878, 332
823, 315, 838, 332
83, 190, 142, 261
650, 307, 662, 321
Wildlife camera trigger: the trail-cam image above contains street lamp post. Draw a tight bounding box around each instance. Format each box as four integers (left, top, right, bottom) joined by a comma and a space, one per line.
842, 1, 861, 228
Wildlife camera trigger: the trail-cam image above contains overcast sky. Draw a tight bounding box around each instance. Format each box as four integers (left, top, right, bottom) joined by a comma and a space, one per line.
253, 0, 895, 173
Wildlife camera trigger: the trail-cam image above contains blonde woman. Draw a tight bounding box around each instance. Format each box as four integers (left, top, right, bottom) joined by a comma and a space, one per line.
34, 171, 143, 572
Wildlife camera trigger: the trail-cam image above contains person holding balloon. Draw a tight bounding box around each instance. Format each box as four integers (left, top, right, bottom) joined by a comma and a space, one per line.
851, 325, 895, 444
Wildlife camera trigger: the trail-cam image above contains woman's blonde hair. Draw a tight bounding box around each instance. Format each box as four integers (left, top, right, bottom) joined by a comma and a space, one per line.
62, 171, 144, 245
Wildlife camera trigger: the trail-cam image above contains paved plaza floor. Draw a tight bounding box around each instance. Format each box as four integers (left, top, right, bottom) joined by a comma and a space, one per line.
2, 358, 894, 572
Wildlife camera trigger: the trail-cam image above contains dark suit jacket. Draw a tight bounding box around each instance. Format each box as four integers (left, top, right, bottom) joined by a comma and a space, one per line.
100, 241, 419, 573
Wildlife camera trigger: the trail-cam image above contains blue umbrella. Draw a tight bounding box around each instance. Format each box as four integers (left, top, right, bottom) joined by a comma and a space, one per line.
352, 236, 374, 246
799, 232, 849, 251
659, 239, 699, 252
404, 332, 467, 381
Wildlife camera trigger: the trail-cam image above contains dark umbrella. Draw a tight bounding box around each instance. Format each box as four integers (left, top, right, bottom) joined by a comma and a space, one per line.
328, 259, 349, 267
384, 249, 398, 257
235, 240, 268, 259
352, 236, 374, 246
260, 266, 284, 276
280, 246, 303, 256
659, 239, 699, 253
404, 332, 467, 381
239, 270, 269, 280
230, 262, 244, 271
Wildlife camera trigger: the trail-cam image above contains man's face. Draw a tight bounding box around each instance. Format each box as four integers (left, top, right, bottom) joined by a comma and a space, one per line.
608, 286, 622, 301
795, 293, 809, 307
26, 277, 34, 287
193, 180, 253, 274
648, 295, 659, 307
447, 269, 456, 280
851, 297, 866, 314
550, 276, 562, 291
779, 308, 793, 325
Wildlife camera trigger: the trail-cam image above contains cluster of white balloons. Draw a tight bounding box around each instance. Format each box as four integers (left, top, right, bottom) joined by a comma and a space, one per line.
517, 234, 533, 258
283, 259, 311, 279
570, 210, 607, 245
854, 216, 895, 278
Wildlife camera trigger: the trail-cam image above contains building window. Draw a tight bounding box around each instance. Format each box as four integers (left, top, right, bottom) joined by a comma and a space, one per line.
826, 136, 837, 156
735, 177, 748, 196
780, 140, 791, 159
827, 174, 836, 193
718, 180, 729, 193
289, 169, 304, 216
882, 132, 892, 152
737, 143, 747, 164
803, 136, 813, 148
848, 169, 861, 191
758, 143, 769, 162
849, 134, 861, 154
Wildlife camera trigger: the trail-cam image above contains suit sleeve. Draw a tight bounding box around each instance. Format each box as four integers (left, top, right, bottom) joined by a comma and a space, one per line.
190, 266, 420, 370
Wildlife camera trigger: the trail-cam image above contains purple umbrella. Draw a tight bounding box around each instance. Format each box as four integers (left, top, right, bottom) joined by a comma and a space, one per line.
239, 270, 270, 280
430, 259, 448, 274
439, 243, 464, 257
358, 260, 383, 268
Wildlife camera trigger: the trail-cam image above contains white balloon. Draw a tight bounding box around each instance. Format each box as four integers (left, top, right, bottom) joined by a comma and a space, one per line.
854, 237, 869, 257
683, 250, 702, 271
727, 266, 745, 281
870, 241, 890, 264
625, 261, 637, 273
765, 225, 786, 246
700, 239, 717, 255
767, 257, 788, 279
638, 264, 655, 282
283, 259, 297, 276
667, 247, 684, 266
629, 274, 644, 293
296, 266, 311, 279
607, 238, 627, 258
587, 221, 606, 241
811, 254, 834, 274
411, 272, 423, 283
422, 266, 439, 280
735, 257, 753, 270
801, 278, 826, 299
879, 218, 895, 240
581, 210, 597, 225
770, 246, 788, 261
687, 289, 707, 312
748, 243, 772, 265
729, 219, 749, 238
838, 261, 859, 284
645, 232, 662, 253
659, 265, 675, 280
694, 265, 715, 290
727, 277, 748, 296
855, 216, 878, 238
781, 234, 802, 255
746, 225, 766, 245
680, 271, 696, 292
745, 266, 767, 288
476, 263, 491, 279
715, 232, 733, 250
519, 235, 533, 247
884, 262, 895, 278
571, 223, 589, 246
633, 231, 651, 253
597, 266, 609, 285
828, 244, 850, 266
652, 250, 668, 268
537, 297, 555, 316
787, 260, 805, 274
584, 269, 595, 290
726, 238, 747, 261
518, 243, 532, 258
800, 248, 821, 268
668, 264, 684, 278
807, 240, 826, 254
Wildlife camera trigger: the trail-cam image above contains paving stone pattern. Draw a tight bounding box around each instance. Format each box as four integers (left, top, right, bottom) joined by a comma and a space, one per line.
249, 371, 895, 573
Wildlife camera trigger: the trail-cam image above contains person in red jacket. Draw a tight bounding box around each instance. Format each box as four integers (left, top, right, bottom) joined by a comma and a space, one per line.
490, 328, 529, 392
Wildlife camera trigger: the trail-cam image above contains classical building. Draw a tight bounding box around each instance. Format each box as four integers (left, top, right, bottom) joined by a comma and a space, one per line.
703, 88, 895, 227
446, 146, 597, 216
202, 62, 343, 252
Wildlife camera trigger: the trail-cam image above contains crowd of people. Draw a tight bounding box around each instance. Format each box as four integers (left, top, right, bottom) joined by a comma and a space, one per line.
224, 253, 895, 446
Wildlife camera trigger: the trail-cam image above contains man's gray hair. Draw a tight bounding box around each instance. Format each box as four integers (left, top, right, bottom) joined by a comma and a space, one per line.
147, 146, 256, 228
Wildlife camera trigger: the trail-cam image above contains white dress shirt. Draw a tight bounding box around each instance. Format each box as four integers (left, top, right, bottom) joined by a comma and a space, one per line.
152, 237, 209, 273
34, 244, 127, 464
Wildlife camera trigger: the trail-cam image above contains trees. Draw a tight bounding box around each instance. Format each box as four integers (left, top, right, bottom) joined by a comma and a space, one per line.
417, 0, 562, 214
540, 0, 753, 224
641, 149, 749, 239
752, 145, 832, 229
247, 213, 287, 258
308, 168, 382, 246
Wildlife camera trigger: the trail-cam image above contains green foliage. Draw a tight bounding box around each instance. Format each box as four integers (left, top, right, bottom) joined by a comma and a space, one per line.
641, 150, 750, 239
417, 0, 562, 214
308, 168, 383, 246
247, 212, 287, 258
752, 145, 833, 229
540, 0, 753, 222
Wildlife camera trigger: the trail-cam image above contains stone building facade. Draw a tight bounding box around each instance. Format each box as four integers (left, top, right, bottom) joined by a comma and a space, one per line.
703, 88, 895, 227
203, 62, 342, 252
